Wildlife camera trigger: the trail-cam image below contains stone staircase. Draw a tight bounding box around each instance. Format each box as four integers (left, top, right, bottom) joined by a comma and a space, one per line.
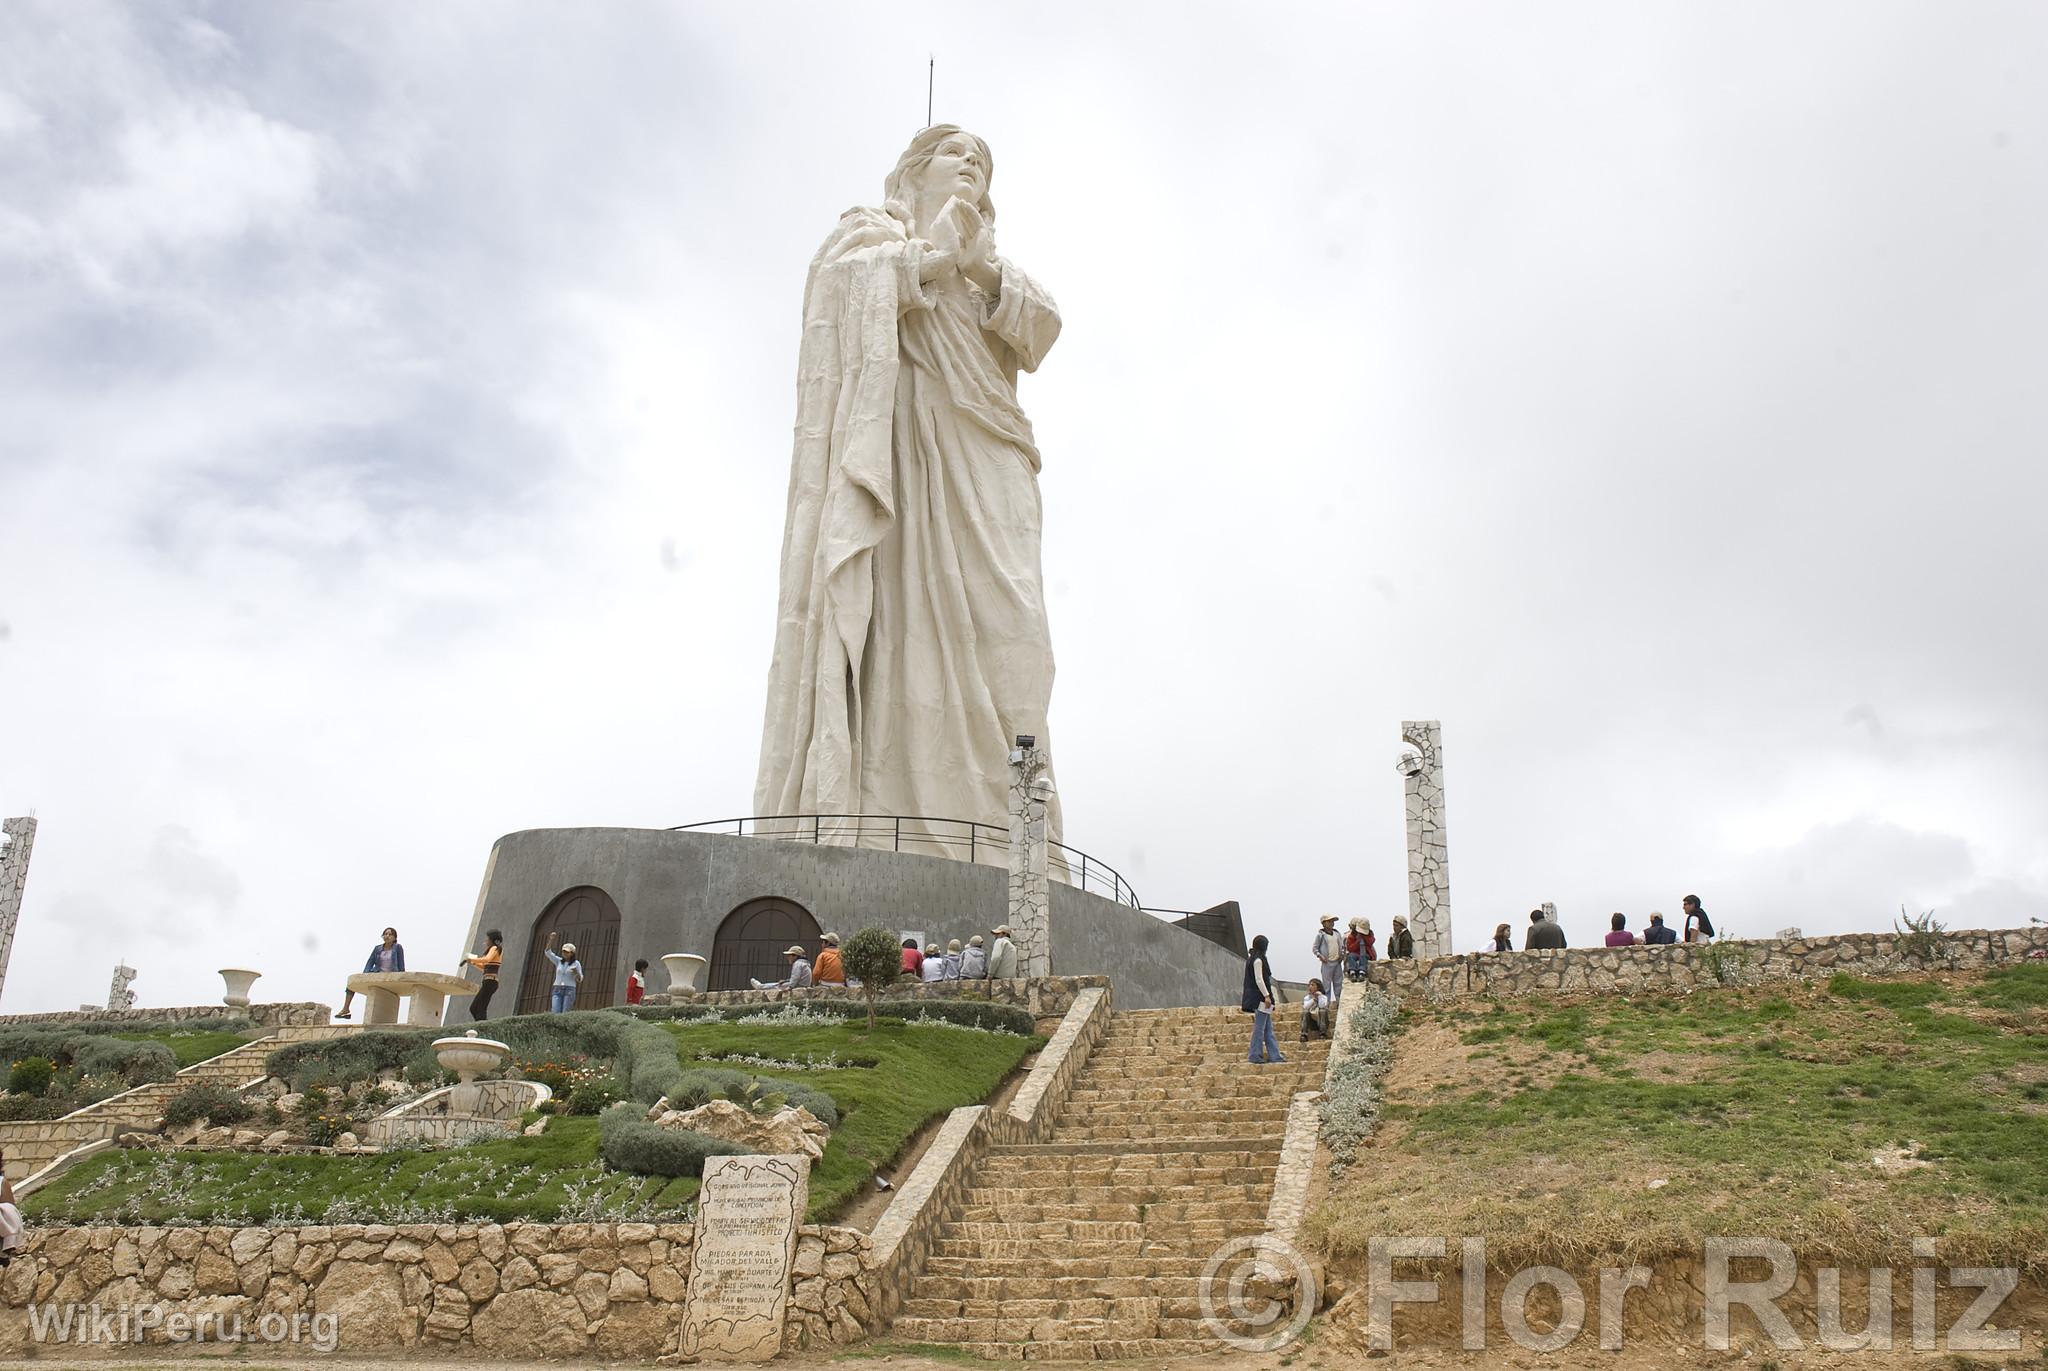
0, 1035, 299, 1181
894, 1004, 1330, 1359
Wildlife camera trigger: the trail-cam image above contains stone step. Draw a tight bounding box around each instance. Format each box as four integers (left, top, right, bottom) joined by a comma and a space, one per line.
1075, 1060, 1327, 1081
920, 1256, 1213, 1281
893, 1315, 1259, 1344
959, 1180, 1272, 1205
939, 1219, 1249, 1246
901, 1295, 1236, 1322
1053, 1103, 1295, 1125
909, 1273, 1212, 1303
892, 1336, 1222, 1360
954, 1198, 1268, 1225
932, 1232, 1236, 1258
1051, 1126, 1287, 1146
1080, 1048, 1330, 1068
972, 1156, 1277, 1183
1065, 1078, 1320, 1101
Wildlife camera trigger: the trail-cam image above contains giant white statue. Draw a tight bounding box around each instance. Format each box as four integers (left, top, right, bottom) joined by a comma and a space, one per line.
755, 126, 1063, 848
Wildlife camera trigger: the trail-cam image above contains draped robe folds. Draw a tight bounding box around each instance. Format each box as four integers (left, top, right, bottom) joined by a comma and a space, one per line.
754, 207, 1065, 851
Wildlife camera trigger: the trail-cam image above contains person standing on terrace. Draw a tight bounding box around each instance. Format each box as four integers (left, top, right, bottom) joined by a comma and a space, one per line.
336, 927, 404, 1020
544, 933, 583, 1012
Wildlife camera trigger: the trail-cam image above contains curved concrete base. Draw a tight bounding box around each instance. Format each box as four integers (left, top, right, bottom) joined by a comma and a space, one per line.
449, 827, 1244, 1022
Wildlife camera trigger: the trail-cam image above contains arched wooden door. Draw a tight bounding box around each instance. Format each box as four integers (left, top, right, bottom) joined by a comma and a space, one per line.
518, 886, 623, 1014
708, 898, 822, 992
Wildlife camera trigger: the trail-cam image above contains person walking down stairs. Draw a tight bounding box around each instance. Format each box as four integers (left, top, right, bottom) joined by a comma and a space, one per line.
1242, 934, 1284, 1065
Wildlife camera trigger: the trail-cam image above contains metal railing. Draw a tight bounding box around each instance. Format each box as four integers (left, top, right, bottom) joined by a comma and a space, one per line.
669, 813, 1143, 910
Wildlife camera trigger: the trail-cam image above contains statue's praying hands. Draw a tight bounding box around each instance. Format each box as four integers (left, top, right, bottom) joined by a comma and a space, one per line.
922, 196, 1000, 294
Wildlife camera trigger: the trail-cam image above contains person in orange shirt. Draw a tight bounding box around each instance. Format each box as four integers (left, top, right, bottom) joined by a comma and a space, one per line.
813, 932, 846, 985
461, 929, 504, 1020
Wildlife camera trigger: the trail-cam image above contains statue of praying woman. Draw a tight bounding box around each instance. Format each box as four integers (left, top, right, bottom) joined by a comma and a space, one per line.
754, 126, 1064, 850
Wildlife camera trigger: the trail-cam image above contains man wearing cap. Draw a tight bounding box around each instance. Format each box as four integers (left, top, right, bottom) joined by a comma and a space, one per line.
813, 933, 846, 985
920, 943, 947, 983
987, 925, 1018, 980
751, 945, 813, 992
960, 934, 988, 978
543, 931, 584, 1013
1312, 914, 1344, 1007
1387, 915, 1416, 959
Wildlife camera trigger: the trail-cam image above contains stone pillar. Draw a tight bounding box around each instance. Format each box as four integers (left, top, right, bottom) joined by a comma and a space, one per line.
0, 817, 36, 1009
107, 963, 138, 1011
1007, 743, 1053, 977
1396, 722, 1452, 959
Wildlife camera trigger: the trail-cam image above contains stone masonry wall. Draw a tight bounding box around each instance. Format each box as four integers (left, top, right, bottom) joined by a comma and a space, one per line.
0, 1003, 331, 1030
0, 1219, 882, 1358
1366, 924, 2048, 1005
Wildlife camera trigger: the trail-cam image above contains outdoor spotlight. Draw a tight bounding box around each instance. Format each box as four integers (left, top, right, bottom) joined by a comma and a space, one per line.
1014, 734, 1035, 749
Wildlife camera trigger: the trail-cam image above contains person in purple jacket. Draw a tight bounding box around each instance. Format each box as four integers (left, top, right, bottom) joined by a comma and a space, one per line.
335, 927, 404, 1020
1604, 913, 1638, 947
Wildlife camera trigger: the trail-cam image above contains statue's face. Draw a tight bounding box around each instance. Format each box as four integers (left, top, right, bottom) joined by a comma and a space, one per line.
915, 131, 987, 206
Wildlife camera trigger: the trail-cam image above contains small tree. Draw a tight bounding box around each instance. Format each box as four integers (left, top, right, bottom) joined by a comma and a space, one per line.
841, 926, 905, 1031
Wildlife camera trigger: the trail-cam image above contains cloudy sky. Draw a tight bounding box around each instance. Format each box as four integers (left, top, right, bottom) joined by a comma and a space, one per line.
2, 1, 2044, 1011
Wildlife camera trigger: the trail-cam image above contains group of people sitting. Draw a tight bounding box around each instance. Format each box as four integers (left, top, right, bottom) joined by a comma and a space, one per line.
901, 926, 1020, 982
748, 925, 1023, 992
1485, 895, 1716, 951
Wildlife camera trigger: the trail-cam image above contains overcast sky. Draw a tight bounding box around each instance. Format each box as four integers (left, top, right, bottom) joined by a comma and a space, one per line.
3, 1, 2045, 1011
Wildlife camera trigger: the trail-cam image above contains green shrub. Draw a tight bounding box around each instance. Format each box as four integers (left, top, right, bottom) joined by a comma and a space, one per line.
673, 1083, 712, 1110
567, 1077, 625, 1116
71, 1037, 176, 1085
8, 1055, 55, 1096
0, 1028, 183, 1085
843, 926, 907, 1029
267, 1030, 434, 1091
162, 1083, 256, 1132
598, 1102, 743, 1178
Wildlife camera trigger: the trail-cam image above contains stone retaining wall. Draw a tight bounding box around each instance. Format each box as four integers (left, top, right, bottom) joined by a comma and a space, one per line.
0, 1002, 331, 1030
1366, 925, 2048, 1004
0, 1218, 881, 1358
645, 974, 1108, 1022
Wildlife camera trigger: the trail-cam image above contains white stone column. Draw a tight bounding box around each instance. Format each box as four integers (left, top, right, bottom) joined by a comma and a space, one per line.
0, 817, 36, 1009
107, 963, 138, 1011
1007, 743, 1053, 977
1396, 722, 1452, 959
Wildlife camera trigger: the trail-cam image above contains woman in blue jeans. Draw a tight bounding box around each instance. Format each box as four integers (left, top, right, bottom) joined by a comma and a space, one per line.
543, 932, 584, 1012
1242, 934, 1285, 1064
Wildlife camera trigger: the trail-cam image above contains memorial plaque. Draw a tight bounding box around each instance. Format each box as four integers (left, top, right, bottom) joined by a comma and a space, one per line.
678, 1154, 809, 1361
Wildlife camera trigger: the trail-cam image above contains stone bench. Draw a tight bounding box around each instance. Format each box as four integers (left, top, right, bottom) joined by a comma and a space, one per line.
345, 971, 479, 1027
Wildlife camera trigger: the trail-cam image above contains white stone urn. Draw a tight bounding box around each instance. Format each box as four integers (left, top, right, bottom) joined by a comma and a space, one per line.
218, 968, 262, 1008
433, 1029, 513, 1084
661, 953, 708, 995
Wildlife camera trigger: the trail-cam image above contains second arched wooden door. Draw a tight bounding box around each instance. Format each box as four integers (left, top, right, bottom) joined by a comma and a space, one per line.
708, 898, 822, 992
517, 886, 623, 1014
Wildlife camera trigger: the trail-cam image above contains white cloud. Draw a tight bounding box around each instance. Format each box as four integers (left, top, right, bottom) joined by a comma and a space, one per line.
2, 1, 2045, 1009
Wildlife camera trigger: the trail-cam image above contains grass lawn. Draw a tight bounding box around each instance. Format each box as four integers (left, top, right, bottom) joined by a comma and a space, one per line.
662, 1016, 1041, 1218
27, 1018, 1036, 1226
111, 1027, 267, 1068
1308, 964, 2048, 1270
